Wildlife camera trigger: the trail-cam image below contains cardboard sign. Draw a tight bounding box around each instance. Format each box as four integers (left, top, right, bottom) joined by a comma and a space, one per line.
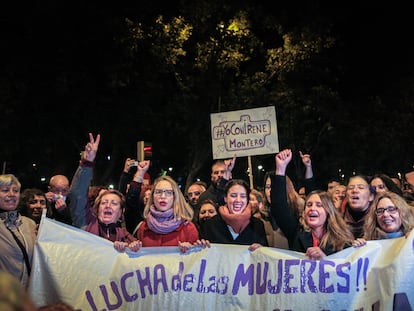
210, 106, 279, 159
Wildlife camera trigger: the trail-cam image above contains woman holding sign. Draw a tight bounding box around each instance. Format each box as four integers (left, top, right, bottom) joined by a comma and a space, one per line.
199, 178, 268, 250
270, 149, 354, 259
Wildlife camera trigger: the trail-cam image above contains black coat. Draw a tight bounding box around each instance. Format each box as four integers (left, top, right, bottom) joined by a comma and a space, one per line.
199, 213, 268, 246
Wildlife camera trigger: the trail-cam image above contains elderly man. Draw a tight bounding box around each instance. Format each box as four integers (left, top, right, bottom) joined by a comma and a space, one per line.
45, 174, 73, 224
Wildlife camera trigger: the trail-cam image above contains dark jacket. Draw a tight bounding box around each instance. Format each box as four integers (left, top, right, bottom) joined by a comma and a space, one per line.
199, 213, 268, 246
270, 174, 348, 255
124, 180, 145, 235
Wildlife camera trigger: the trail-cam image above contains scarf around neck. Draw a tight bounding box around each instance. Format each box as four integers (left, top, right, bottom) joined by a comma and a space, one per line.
219, 204, 251, 234
385, 230, 404, 239
0, 210, 21, 228
146, 205, 183, 234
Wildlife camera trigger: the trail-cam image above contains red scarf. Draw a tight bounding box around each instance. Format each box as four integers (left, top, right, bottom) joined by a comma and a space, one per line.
311, 230, 326, 247
219, 204, 252, 234
311, 232, 319, 247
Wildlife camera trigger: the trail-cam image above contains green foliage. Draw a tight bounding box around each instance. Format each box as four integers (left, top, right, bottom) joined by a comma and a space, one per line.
118, 3, 341, 187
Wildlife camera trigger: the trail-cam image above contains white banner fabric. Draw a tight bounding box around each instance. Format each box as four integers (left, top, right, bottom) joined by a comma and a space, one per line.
29, 217, 414, 311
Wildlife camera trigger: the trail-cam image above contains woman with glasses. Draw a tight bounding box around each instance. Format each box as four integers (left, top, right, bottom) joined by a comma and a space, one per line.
133, 175, 209, 253
353, 191, 414, 247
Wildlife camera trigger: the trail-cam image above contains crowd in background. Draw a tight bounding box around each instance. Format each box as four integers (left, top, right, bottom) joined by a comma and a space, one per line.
1, 133, 414, 310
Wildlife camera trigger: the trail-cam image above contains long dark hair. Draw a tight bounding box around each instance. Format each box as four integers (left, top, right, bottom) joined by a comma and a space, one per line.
369, 173, 403, 196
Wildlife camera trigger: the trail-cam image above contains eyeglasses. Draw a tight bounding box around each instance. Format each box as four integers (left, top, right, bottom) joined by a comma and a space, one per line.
154, 189, 174, 197
187, 191, 201, 197
264, 185, 271, 189
374, 206, 399, 216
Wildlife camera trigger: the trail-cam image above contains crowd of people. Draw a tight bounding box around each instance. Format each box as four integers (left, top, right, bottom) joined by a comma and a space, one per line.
1, 133, 414, 310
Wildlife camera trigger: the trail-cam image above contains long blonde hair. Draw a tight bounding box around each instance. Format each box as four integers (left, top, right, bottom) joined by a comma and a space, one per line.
363, 191, 414, 240
143, 175, 194, 221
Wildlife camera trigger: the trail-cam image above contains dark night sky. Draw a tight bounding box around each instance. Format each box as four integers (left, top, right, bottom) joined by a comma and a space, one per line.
1, 1, 414, 189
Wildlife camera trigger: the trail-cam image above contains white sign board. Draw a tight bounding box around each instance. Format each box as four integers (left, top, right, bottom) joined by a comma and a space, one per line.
210, 106, 279, 159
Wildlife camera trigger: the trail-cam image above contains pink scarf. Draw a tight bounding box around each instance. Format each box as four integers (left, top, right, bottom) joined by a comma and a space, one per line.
219, 204, 251, 234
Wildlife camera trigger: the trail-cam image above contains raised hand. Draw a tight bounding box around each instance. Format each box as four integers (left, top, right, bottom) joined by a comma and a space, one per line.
224, 154, 237, 179
133, 160, 150, 182
275, 149, 292, 175
83, 133, 101, 162
299, 151, 312, 167
299, 151, 313, 179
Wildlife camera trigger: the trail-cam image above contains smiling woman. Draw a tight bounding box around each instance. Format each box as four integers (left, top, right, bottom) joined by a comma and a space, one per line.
363, 191, 414, 240
0, 174, 37, 289
199, 179, 268, 250
18, 188, 50, 226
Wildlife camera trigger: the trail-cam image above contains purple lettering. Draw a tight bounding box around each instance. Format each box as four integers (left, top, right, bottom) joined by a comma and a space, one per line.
171, 262, 184, 291
319, 260, 334, 293
196, 259, 207, 293
217, 276, 229, 295
268, 260, 283, 294
120, 272, 138, 302
300, 260, 317, 293
99, 282, 122, 310
183, 274, 195, 292
153, 264, 168, 294
256, 262, 269, 294
336, 262, 350, 293
232, 264, 254, 295
136, 267, 153, 298
284, 259, 300, 293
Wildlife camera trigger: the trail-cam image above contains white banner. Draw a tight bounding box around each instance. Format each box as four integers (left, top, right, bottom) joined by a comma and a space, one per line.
210, 106, 279, 159
29, 217, 414, 311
